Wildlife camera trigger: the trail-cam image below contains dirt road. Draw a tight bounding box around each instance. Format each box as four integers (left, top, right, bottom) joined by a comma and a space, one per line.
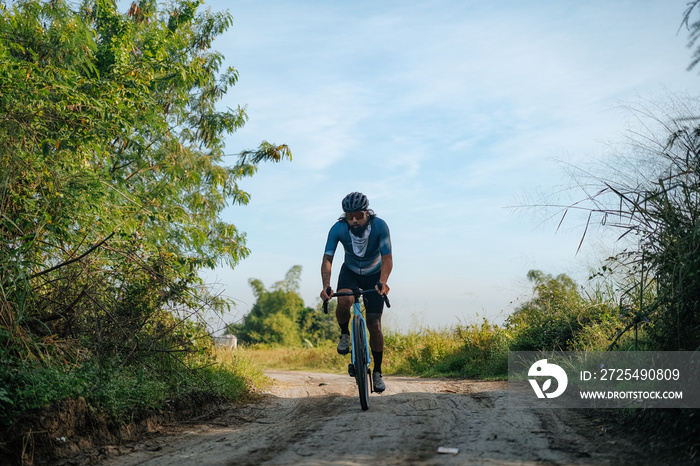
91, 370, 640, 465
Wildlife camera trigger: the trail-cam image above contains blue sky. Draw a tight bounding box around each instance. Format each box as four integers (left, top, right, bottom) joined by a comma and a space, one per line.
196, 0, 699, 332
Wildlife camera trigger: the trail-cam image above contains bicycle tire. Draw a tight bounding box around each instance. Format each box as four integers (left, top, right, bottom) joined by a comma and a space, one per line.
352, 315, 370, 411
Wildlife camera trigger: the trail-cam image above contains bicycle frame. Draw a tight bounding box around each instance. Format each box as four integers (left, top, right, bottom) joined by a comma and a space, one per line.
349, 292, 372, 381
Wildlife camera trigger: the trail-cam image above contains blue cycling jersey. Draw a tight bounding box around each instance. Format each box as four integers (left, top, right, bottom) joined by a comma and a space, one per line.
324, 217, 392, 275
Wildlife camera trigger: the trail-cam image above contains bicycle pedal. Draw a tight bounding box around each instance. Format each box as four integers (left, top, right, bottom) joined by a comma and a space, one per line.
348, 363, 356, 378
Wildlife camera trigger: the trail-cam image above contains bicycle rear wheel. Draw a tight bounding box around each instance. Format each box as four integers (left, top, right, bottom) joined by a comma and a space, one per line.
352, 315, 370, 411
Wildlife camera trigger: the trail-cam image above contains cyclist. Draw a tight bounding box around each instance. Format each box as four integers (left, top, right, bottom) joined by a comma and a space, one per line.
320, 192, 393, 393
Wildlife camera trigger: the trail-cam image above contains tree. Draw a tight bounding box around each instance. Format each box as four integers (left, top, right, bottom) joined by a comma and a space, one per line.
236, 271, 306, 346
229, 266, 336, 346
505, 271, 582, 351
0, 0, 290, 364
504, 270, 624, 351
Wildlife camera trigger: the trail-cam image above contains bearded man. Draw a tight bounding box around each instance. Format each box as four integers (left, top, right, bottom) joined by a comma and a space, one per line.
320, 192, 393, 392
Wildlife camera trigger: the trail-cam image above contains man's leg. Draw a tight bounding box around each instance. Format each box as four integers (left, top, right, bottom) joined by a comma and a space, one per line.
335, 291, 353, 354
367, 312, 386, 393
366, 313, 384, 373
335, 265, 357, 355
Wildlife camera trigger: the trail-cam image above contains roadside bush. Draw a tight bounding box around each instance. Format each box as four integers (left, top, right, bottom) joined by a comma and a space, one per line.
505, 270, 626, 351
0, 344, 267, 427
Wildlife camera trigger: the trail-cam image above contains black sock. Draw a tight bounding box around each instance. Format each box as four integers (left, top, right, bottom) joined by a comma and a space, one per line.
372, 351, 383, 373
339, 321, 349, 335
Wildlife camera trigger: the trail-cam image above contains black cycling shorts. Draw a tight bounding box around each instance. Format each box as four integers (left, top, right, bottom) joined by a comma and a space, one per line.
337, 264, 384, 315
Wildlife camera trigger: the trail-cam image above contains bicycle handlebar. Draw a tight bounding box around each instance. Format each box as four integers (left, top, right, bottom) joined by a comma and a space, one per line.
322, 286, 391, 313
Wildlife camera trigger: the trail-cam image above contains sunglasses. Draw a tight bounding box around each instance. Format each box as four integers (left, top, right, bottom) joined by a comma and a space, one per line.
345, 211, 366, 221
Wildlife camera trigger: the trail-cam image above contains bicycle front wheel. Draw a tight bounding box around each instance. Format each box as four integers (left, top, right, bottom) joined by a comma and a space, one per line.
352, 315, 370, 411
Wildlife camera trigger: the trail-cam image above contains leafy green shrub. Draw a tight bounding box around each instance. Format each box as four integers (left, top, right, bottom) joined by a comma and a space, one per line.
0, 344, 267, 427
505, 270, 626, 351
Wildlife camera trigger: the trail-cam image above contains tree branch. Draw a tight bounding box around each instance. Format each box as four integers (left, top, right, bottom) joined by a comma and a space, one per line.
29, 233, 114, 280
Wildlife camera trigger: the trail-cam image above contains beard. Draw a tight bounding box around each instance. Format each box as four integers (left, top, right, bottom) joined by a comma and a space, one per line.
349, 221, 370, 237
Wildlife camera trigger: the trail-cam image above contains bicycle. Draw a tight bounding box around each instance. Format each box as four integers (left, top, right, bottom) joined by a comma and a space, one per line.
323, 286, 390, 411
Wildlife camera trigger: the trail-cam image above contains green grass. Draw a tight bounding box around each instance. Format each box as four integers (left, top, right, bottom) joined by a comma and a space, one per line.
384, 320, 510, 379
241, 341, 348, 373
242, 320, 512, 380
241, 302, 649, 381
0, 347, 269, 427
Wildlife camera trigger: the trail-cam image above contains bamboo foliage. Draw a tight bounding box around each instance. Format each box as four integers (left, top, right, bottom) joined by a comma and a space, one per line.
561, 99, 700, 350
0, 0, 290, 367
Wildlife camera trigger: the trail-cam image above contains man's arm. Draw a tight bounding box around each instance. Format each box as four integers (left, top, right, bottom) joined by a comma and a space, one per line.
320, 254, 334, 300
377, 253, 393, 295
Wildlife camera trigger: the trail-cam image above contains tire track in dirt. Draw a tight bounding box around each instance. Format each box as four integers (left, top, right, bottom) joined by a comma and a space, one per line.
82, 371, 639, 465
